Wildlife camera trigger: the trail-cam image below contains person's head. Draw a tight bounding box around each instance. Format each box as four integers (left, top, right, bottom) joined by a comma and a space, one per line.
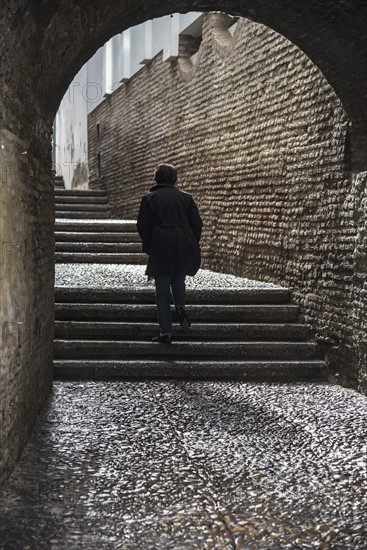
154, 163, 177, 186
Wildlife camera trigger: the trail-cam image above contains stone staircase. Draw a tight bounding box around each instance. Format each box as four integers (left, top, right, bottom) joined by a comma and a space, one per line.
54, 175, 65, 190
54, 185, 326, 382
55, 185, 146, 264
55, 185, 110, 219
55, 220, 146, 264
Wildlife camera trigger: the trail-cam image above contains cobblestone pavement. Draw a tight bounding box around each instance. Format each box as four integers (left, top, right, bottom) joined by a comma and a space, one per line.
55, 264, 284, 290
0, 381, 366, 549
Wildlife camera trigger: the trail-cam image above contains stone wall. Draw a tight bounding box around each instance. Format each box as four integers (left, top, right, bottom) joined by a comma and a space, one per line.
0, 115, 55, 484
88, 13, 366, 391
353, 172, 367, 395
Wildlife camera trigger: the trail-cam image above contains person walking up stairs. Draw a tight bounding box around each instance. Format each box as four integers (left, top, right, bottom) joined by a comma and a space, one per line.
54, 174, 326, 382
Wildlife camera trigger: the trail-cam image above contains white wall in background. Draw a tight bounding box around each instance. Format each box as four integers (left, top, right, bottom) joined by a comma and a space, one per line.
54, 12, 203, 188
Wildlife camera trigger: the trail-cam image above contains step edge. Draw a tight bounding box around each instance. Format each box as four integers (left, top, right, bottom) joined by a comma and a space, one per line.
53, 359, 325, 364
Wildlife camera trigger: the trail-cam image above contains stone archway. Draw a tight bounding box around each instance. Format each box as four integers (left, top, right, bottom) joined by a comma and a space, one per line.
14, 2, 367, 163
2, 1, 367, 164
1, 0, 366, 483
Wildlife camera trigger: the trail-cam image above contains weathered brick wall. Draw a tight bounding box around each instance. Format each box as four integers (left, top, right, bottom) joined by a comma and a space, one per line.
353, 172, 367, 395
88, 14, 365, 391
0, 102, 55, 485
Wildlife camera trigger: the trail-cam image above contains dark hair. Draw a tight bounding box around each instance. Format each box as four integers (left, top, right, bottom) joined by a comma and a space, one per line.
154, 163, 177, 185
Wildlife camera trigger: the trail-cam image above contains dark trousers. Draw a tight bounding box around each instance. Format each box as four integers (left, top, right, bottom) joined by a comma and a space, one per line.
154, 273, 186, 335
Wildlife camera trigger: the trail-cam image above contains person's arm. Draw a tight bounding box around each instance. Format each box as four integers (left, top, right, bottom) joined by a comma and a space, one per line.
137, 195, 152, 253
188, 196, 203, 242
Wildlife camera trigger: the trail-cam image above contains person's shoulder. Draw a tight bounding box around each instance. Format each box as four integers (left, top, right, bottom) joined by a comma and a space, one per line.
145, 189, 157, 199
140, 193, 150, 202
175, 187, 192, 198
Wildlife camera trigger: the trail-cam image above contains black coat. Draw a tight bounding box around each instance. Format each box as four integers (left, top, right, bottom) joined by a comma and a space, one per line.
137, 183, 203, 277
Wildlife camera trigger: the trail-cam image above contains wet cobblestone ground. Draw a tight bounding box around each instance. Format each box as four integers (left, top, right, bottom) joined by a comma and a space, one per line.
1, 381, 366, 549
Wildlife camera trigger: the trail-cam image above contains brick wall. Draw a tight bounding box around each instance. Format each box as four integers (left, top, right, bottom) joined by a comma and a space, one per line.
88, 14, 366, 392
353, 172, 367, 394
0, 113, 55, 484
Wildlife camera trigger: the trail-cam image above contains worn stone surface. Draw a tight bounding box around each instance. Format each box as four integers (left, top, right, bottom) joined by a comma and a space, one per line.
55, 264, 284, 290
0, 381, 366, 549
54, 263, 325, 382
353, 172, 367, 395
0, 129, 54, 486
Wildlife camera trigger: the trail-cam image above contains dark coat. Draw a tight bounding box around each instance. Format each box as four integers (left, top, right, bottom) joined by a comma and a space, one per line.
137, 183, 203, 277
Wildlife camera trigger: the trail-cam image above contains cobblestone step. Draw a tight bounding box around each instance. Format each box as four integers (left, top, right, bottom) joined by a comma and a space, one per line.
55, 211, 110, 219
55, 321, 310, 341
55, 252, 146, 263
55, 189, 107, 197
54, 340, 318, 360
55, 303, 299, 322
54, 177, 65, 189
55, 203, 110, 212
52, 209, 324, 381
55, 231, 141, 242
55, 286, 290, 304
53, 359, 325, 381
55, 196, 108, 204
55, 221, 137, 232
55, 242, 142, 253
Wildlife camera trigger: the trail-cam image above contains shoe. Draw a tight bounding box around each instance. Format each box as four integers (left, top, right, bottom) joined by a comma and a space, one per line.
152, 334, 172, 344
175, 305, 191, 329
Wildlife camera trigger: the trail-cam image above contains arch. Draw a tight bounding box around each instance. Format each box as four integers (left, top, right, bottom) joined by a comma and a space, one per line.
1, 1, 366, 165
16, 0, 365, 169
